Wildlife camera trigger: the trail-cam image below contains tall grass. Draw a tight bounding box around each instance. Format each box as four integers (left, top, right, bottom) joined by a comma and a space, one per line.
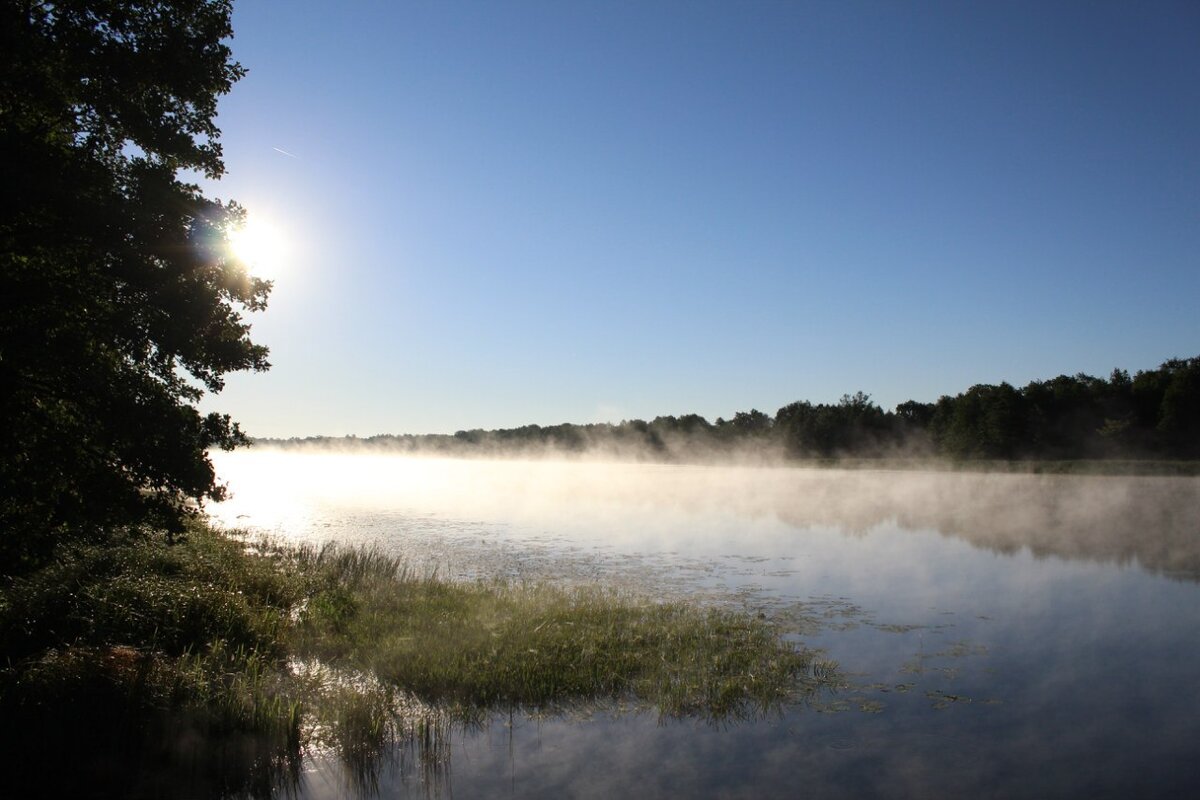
294, 560, 818, 718
0, 523, 836, 797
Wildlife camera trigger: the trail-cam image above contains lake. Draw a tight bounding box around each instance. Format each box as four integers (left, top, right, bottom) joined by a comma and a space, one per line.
210, 450, 1200, 799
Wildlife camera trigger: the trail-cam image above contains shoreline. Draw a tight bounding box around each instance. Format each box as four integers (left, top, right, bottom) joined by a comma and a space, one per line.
246, 442, 1200, 477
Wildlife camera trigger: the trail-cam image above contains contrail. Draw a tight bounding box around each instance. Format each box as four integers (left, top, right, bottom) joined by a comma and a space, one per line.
272, 146, 299, 159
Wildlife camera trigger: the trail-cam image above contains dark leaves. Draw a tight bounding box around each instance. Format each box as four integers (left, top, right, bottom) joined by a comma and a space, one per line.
1, 1, 268, 568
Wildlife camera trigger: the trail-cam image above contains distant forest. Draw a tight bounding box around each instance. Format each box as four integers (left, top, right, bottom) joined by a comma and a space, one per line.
265, 355, 1200, 462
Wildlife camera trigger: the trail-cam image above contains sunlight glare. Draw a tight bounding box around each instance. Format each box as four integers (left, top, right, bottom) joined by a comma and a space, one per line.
228, 214, 290, 280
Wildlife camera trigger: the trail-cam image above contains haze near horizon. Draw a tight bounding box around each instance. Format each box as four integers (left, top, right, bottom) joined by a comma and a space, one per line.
201, 1, 1200, 438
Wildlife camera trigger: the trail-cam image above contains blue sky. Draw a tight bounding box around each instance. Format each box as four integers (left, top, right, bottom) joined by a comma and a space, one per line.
200, 1, 1200, 437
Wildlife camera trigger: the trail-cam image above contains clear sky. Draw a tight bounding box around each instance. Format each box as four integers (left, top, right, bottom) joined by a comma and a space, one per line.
200, 0, 1200, 438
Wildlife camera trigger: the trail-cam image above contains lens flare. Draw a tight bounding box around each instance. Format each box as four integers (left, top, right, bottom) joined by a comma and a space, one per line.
228, 215, 289, 280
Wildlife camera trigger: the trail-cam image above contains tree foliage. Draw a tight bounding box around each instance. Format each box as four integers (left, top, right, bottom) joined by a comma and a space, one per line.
1, 1, 267, 567
269, 356, 1200, 465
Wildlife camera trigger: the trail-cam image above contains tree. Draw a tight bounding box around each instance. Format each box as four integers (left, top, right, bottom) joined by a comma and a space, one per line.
895, 400, 934, 428
1154, 358, 1200, 457
1021, 374, 1108, 458
1, 1, 267, 568
729, 409, 772, 437
931, 383, 1026, 459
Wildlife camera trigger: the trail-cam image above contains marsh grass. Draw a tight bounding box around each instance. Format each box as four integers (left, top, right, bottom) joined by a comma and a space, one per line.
0, 523, 833, 797
289, 541, 823, 718
0, 523, 308, 797
0, 524, 304, 662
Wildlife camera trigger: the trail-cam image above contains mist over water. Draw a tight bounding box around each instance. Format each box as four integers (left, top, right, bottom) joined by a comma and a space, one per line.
211, 450, 1200, 582
210, 450, 1200, 799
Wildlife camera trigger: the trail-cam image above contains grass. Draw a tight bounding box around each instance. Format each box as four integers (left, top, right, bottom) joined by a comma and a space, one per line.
291, 542, 820, 719
0, 522, 834, 797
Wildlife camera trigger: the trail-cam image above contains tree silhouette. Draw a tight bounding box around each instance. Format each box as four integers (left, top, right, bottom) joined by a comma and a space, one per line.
1, 1, 267, 568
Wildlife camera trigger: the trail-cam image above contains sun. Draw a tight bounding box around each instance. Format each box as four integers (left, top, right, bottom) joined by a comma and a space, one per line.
228, 214, 290, 280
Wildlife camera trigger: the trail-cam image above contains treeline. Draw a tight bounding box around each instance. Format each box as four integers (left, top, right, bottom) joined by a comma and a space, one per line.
266, 355, 1200, 462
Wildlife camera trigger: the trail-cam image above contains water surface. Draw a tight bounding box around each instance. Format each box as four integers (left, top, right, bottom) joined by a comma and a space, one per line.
211, 451, 1200, 798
